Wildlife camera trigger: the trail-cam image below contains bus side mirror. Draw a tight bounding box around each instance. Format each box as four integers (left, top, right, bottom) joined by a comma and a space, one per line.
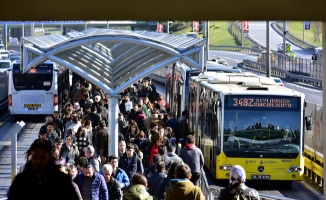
305, 116, 311, 130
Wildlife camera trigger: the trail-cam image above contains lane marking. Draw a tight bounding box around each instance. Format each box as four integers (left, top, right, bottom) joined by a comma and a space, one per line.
0, 116, 12, 127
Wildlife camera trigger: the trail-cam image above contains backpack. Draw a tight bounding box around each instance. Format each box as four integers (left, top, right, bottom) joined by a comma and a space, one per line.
232, 189, 248, 200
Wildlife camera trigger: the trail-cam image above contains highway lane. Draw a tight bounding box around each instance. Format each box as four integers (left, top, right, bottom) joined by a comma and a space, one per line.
248, 21, 313, 59
209, 50, 322, 106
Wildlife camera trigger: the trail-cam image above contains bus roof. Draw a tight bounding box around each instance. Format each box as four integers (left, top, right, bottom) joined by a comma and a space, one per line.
192, 73, 303, 97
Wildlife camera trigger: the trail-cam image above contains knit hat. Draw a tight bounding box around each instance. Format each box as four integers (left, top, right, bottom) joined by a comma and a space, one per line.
150, 122, 158, 129
74, 102, 80, 110
229, 165, 246, 185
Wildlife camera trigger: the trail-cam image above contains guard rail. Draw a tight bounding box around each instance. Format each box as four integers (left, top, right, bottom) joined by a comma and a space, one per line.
242, 59, 322, 87
210, 44, 322, 87
273, 22, 316, 50
209, 45, 262, 55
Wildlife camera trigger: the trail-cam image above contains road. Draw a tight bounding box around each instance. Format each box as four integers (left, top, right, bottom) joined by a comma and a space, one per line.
248, 21, 313, 59
209, 50, 322, 105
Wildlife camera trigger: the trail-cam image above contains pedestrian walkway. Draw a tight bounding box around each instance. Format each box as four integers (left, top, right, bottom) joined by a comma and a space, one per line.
0, 122, 40, 197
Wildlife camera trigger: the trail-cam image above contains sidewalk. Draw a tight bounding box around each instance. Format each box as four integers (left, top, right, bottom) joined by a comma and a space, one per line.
0, 122, 39, 197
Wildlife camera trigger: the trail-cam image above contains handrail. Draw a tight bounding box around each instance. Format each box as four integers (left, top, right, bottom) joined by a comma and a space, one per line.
199, 168, 214, 200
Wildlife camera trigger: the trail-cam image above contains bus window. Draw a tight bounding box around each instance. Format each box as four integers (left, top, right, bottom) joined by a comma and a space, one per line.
13, 64, 53, 91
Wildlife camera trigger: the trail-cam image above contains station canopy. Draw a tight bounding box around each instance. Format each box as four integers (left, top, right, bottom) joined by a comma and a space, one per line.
21, 28, 206, 95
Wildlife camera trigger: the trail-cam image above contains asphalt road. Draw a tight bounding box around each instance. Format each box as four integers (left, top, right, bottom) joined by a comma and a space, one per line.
248, 21, 313, 59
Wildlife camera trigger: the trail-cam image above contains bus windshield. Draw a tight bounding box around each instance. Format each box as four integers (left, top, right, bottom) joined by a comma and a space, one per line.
223, 102, 301, 158
12, 64, 53, 91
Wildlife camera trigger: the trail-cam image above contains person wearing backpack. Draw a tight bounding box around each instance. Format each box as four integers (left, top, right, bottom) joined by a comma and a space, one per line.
217, 165, 260, 200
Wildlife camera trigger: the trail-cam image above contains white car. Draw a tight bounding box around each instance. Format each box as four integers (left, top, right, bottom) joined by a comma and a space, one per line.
0, 60, 11, 73
211, 58, 229, 66
0, 50, 10, 60
272, 77, 284, 86
277, 42, 292, 53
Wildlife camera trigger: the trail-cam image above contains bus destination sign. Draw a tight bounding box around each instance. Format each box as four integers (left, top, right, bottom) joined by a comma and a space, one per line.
226, 95, 298, 109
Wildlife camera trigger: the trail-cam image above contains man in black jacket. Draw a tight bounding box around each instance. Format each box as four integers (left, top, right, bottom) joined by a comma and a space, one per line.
8, 139, 79, 200
118, 143, 144, 179
217, 165, 260, 200
102, 164, 122, 200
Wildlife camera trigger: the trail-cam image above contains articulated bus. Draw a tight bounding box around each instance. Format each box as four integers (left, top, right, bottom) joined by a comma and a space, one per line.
151, 61, 242, 119
8, 61, 70, 119
189, 72, 305, 182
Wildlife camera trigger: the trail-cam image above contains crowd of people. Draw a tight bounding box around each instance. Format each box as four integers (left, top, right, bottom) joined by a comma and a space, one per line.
7, 77, 260, 200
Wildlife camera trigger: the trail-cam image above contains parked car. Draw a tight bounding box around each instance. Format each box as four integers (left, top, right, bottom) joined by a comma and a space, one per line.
272, 77, 284, 86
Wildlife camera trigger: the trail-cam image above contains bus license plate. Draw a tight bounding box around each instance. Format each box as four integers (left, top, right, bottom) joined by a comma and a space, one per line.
251, 175, 270, 180
24, 104, 41, 108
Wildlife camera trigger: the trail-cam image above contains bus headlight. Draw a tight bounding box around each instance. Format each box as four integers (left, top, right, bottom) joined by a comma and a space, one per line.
286, 166, 302, 172
219, 164, 232, 171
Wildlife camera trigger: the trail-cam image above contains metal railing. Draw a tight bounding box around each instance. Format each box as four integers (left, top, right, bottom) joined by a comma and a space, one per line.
273, 22, 317, 50
209, 45, 262, 55
242, 59, 322, 87
199, 168, 215, 200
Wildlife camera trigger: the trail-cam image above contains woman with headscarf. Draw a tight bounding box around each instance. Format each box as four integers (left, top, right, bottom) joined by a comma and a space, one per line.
217, 165, 260, 200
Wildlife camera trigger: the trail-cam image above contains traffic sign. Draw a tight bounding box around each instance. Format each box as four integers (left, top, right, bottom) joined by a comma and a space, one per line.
304, 21, 310, 30
285, 43, 291, 53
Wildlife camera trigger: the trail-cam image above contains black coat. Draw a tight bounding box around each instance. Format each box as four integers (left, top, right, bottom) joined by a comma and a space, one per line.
106, 177, 122, 200
118, 152, 144, 179
8, 162, 78, 200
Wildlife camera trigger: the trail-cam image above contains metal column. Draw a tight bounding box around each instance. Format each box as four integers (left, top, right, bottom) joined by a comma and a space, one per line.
322, 21, 326, 196
266, 21, 271, 77
283, 21, 286, 54
108, 95, 119, 157
11, 121, 25, 181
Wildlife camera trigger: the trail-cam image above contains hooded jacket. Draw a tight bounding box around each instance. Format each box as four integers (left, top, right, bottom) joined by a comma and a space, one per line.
8, 162, 79, 200
123, 184, 153, 200
164, 178, 204, 200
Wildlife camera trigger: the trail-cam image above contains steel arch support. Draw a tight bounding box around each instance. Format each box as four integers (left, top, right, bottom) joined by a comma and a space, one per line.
48, 55, 114, 95
113, 56, 180, 94
181, 46, 205, 71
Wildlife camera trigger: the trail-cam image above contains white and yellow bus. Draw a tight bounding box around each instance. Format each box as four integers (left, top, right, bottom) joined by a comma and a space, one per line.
189, 72, 305, 182
8, 60, 70, 119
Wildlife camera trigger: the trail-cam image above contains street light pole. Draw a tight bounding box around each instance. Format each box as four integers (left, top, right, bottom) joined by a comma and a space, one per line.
283, 21, 286, 54
266, 21, 271, 77
303, 21, 305, 42
322, 21, 326, 197
242, 21, 244, 46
